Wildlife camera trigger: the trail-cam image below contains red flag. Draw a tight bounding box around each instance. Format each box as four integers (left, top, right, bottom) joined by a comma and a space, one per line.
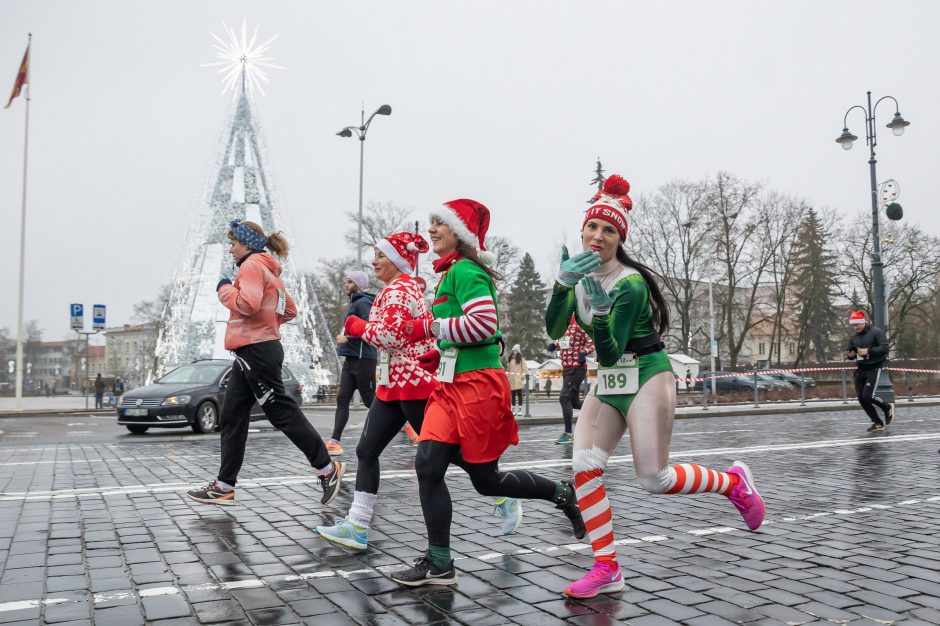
5, 43, 29, 109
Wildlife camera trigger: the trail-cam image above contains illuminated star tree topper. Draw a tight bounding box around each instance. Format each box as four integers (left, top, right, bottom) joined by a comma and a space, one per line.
201, 19, 286, 99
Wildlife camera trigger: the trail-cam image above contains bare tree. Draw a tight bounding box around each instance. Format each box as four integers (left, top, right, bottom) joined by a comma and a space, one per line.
705, 172, 771, 368
307, 256, 362, 342
132, 284, 173, 324
839, 216, 940, 353
344, 201, 414, 267
631, 180, 711, 357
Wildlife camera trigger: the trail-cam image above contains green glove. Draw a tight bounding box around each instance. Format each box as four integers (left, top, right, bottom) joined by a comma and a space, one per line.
557, 246, 601, 287
582, 276, 612, 315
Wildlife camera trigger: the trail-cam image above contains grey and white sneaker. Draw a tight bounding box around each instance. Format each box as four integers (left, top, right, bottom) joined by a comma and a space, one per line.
318, 461, 345, 505
390, 553, 457, 587
885, 403, 896, 425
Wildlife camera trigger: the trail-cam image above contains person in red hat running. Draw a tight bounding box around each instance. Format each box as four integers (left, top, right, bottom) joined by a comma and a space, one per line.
390, 200, 585, 587
546, 175, 765, 599
846, 310, 895, 431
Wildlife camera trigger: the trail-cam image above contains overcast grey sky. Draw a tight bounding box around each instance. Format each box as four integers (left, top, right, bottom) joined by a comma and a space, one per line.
1, 1, 938, 342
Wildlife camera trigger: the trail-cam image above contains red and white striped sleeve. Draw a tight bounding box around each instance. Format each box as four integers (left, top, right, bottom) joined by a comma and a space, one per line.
436, 295, 499, 344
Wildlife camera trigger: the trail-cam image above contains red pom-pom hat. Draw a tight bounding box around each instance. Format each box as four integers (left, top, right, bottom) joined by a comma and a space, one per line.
583, 174, 634, 241
376, 231, 429, 274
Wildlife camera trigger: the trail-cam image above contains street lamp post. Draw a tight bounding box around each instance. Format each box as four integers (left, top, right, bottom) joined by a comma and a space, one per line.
337, 104, 392, 267
836, 92, 910, 404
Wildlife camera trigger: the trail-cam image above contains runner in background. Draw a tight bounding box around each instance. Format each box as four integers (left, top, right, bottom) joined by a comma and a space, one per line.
846, 310, 895, 432
549, 314, 595, 444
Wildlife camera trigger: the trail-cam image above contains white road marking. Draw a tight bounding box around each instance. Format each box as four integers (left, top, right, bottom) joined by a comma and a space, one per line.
67, 431, 93, 435
0, 456, 169, 467
66, 423, 87, 427
0, 497, 938, 615
3, 431, 940, 501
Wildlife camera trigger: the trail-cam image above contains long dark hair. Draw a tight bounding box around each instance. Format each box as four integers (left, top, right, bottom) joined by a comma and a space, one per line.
511, 351, 523, 365
456, 241, 502, 281
616, 246, 669, 336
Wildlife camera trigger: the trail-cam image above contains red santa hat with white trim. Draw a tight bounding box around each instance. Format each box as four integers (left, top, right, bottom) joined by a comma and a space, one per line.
584, 174, 633, 241
376, 231, 429, 274
849, 310, 867, 325
429, 199, 495, 265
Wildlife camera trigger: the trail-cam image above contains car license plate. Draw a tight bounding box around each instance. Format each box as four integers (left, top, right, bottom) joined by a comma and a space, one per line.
125, 408, 148, 417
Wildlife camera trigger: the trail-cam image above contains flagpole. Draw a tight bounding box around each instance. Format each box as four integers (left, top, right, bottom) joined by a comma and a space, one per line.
13, 33, 31, 412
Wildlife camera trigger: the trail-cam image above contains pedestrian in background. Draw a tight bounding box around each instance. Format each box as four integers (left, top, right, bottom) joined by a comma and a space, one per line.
94, 374, 105, 409
186, 220, 342, 506
545, 377, 552, 398
846, 310, 895, 432
329, 270, 377, 455
506, 344, 526, 416
549, 315, 594, 445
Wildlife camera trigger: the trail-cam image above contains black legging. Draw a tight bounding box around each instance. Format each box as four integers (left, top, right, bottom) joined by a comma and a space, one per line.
218, 340, 331, 485
559, 368, 586, 433
510, 389, 523, 407
854, 367, 889, 425
355, 398, 426, 494
332, 356, 377, 441
415, 440, 557, 547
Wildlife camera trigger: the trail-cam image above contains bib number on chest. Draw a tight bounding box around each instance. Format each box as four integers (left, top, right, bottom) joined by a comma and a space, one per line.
275, 289, 286, 316
377, 352, 390, 386
595, 354, 639, 395
436, 347, 459, 384
558, 337, 571, 350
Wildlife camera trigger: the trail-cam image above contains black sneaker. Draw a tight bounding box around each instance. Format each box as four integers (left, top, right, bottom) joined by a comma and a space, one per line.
390, 553, 457, 587
187, 482, 235, 505
885, 403, 896, 425
555, 480, 586, 539
319, 461, 345, 505
867, 423, 885, 432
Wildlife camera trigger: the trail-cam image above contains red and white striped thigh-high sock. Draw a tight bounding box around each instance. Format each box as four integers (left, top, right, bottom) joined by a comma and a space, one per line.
573, 447, 616, 563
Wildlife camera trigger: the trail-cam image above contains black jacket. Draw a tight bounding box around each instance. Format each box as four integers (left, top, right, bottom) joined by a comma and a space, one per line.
846, 325, 889, 369
338, 291, 377, 360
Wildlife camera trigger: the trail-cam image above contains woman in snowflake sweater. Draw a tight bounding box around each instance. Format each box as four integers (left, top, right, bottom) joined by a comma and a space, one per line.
546, 175, 766, 599
389, 200, 585, 588
316, 231, 521, 550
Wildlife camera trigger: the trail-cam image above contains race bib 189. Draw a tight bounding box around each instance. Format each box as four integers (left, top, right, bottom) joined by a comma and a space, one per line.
595, 354, 639, 395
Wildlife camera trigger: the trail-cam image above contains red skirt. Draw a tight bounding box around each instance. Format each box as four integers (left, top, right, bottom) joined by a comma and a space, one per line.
420, 368, 520, 463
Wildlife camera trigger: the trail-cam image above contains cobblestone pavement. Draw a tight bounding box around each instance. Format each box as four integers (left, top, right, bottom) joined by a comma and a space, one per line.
1, 406, 939, 625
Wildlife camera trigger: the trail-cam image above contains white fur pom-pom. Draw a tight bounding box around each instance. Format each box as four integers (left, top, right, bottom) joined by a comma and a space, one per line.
406, 242, 418, 252
479, 250, 496, 266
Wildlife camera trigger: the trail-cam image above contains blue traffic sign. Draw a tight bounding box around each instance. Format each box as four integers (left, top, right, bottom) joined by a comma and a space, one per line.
70, 303, 83, 330
92, 304, 106, 331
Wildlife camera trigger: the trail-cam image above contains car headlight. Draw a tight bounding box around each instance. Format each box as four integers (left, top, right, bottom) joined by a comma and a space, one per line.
162, 395, 191, 406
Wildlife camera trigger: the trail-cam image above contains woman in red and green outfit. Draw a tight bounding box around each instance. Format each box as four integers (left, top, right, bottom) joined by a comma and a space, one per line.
390, 199, 585, 587
546, 175, 766, 599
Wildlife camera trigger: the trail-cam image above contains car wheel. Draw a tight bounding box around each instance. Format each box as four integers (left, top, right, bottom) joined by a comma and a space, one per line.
193, 401, 219, 434
126, 425, 149, 434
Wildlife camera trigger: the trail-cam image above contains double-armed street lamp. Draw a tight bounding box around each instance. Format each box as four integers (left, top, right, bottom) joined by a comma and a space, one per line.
337, 104, 392, 267
836, 92, 910, 404
682, 212, 738, 396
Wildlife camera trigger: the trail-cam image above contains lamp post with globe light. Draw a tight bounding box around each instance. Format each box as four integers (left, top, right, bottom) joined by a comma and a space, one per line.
337, 104, 392, 267
836, 91, 910, 404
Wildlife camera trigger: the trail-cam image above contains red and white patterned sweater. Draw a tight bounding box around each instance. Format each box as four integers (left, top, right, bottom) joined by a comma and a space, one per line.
558, 316, 595, 370
361, 274, 438, 401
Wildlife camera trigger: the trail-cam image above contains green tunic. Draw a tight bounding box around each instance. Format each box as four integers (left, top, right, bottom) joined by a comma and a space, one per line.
545, 266, 672, 415
434, 258, 503, 375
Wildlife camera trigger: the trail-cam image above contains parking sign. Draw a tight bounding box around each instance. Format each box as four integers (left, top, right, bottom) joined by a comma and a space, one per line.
92, 304, 106, 331
70, 303, 84, 330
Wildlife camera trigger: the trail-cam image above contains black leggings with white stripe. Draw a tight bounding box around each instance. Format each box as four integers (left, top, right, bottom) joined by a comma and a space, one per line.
854, 367, 889, 425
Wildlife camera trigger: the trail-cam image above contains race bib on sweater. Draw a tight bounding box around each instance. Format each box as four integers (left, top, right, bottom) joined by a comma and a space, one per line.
377, 352, 390, 386
275, 289, 286, 316
558, 337, 571, 350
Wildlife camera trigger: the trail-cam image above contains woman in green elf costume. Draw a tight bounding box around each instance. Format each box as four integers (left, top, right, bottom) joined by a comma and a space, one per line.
546, 175, 766, 599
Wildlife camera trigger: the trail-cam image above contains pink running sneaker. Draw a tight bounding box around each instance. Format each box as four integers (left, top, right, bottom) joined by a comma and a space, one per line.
726, 461, 765, 531
563, 561, 625, 599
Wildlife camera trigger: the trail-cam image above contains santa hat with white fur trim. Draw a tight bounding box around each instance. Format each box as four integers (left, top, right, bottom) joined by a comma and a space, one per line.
849, 310, 867, 325
376, 231, 429, 274
429, 199, 495, 265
